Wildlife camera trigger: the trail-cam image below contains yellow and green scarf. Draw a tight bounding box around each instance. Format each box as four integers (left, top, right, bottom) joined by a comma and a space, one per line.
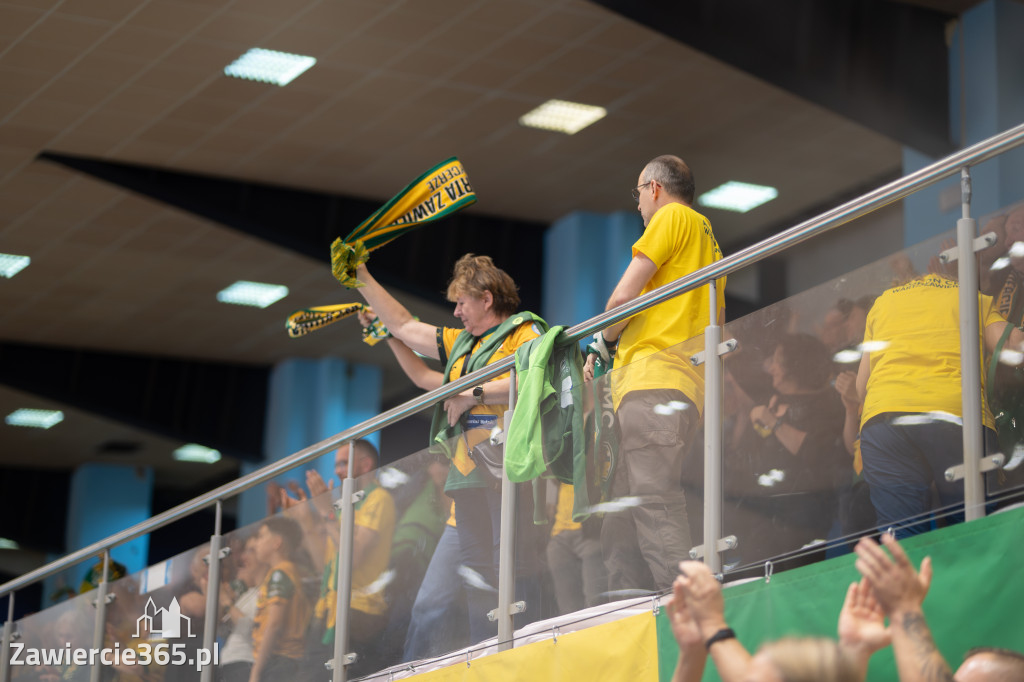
285, 302, 391, 345
330, 157, 476, 288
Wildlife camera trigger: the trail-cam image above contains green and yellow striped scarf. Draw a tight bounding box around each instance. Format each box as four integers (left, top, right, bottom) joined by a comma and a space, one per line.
331, 157, 476, 288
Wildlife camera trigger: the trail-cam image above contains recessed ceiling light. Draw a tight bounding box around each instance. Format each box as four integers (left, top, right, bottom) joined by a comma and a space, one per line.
5, 409, 64, 429
173, 444, 222, 464
217, 281, 288, 308
0, 253, 30, 278
697, 181, 778, 213
519, 99, 607, 135
224, 48, 316, 86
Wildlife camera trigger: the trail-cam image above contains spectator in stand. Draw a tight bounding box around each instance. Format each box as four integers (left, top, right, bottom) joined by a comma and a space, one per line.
834, 369, 877, 538
584, 154, 725, 593
819, 297, 872, 358
356, 306, 469, 664
34, 608, 91, 682
280, 440, 395, 677
978, 213, 1009, 296
856, 270, 1024, 537
729, 333, 847, 564
164, 547, 208, 682
993, 205, 1024, 318
982, 205, 1024, 490
353, 254, 546, 644
216, 536, 268, 682
249, 517, 310, 682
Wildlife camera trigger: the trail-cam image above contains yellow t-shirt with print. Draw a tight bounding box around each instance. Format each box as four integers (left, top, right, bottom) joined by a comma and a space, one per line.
439, 319, 543, 490
351, 484, 396, 616
252, 560, 310, 660
315, 483, 397, 630
860, 274, 1003, 429
611, 202, 725, 411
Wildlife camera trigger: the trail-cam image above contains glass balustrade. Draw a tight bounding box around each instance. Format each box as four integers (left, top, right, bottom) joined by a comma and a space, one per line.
5, 148, 1024, 682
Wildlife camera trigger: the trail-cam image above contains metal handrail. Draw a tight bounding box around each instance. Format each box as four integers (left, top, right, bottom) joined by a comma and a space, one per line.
3, 121, 1024, 597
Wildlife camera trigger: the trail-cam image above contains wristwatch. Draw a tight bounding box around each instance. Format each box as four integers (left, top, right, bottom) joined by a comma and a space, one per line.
473, 385, 484, 405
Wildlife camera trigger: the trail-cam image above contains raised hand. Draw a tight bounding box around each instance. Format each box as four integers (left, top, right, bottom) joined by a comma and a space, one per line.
675, 561, 727, 636
667, 576, 704, 649
838, 579, 891, 656
854, 534, 932, 617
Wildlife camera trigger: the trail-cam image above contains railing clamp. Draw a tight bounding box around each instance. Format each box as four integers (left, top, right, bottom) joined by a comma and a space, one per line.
691, 338, 738, 366
689, 535, 737, 559
945, 452, 1006, 482
487, 600, 526, 622
939, 231, 998, 264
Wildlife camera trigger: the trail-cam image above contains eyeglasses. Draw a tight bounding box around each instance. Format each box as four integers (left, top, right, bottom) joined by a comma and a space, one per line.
631, 181, 652, 203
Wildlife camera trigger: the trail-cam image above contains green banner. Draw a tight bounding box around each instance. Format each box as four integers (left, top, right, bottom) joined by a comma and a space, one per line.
657, 506, 1024, 681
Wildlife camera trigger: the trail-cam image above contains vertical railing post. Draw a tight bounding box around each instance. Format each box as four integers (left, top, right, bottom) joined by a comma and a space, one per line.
0, 594, 14, 682
89, 551, 112, 682
702, 281, 724, 573
199, 501, 223, 682
332, 442, 356, 682
496, 366, 518, 651
957, 166, 986, 521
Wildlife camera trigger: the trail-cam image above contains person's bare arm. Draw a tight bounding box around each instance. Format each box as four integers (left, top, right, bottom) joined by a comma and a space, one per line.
601, 253, 659, 343
354, 264, 439, 358
677, 561, 752, 682
854, 535, 949, 682
750, 401, 806, 455
443, 376, 513, 427
668, 578, 708, 682
386, 338, 443, 390
280, 478, 329, 567
837, 579, 891, 680
984, 320, 1024, 355
360, 307, 444, 390
835, 371, 861, 456
856, 351, 871, 402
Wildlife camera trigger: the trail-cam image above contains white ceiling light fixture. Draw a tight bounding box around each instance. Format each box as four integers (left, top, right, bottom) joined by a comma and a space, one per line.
217, 281, 289, 308
224, 48, 316, 86
519, 99, 607, 135
5, 409, 64, 429
0, 253, 31, 278
173, 444, 222, 464
698, 181, 778, 213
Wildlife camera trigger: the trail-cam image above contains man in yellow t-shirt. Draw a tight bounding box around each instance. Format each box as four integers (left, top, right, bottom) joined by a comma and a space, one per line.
585, 155, 725, 591
279, 440, 395, 676
855, 273, 1023, 538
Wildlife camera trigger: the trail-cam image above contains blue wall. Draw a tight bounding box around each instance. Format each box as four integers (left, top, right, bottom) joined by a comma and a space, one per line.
236, 357, 382, 528
904, 0, 1024, 246
542, 210, 642, 330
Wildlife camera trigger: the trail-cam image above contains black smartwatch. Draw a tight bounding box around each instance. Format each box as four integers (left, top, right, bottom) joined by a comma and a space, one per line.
473, 385, 484, 405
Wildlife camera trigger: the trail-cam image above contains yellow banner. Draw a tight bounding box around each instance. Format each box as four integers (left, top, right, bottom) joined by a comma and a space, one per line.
409, 613, 658, 682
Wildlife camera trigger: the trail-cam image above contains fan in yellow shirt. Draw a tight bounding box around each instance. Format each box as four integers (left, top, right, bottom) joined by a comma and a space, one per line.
855, 272, 1023, 538
585, 155, 725, 592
